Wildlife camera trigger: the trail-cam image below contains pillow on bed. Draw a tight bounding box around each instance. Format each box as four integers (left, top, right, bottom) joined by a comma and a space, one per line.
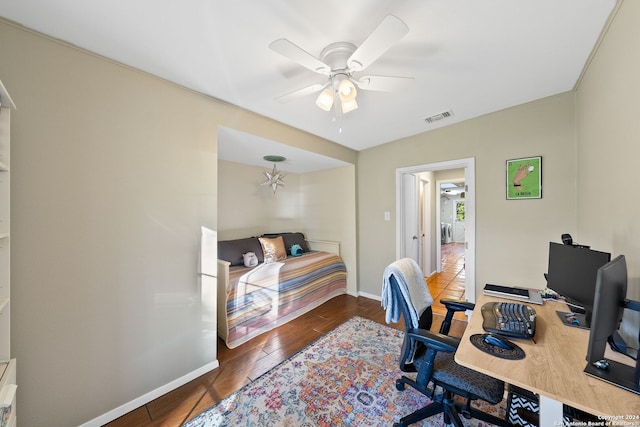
261, 232, 310, 253
258, 236, 287, 263
290, 244, 303, 257
218, 237, 264, 266
243, 252, 258, 267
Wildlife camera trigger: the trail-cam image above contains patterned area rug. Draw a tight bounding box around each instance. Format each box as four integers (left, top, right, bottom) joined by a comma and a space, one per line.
184, 316, 506, 426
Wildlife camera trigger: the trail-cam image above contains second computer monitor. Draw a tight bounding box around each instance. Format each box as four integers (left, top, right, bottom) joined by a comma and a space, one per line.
585, 254, 627, 363
584, 254, 640, 395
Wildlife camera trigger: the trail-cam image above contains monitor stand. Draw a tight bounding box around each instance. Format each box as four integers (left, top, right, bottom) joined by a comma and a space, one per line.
584, 359, 640, 396
556, 310, 589, 330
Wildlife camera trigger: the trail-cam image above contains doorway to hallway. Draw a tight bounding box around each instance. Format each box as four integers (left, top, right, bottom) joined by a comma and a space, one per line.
396, 157, 476, 304
438, 179, 465, 274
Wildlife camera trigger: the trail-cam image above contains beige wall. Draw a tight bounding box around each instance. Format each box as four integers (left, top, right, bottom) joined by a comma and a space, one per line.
300, 166, 357, 293
576, 0, 639, 345
357, 92, 577, 297
0, 20, 353, 427
217, 160, 302, 239
1, 21, 218, 427
218, 160, 357, 293
434, 169, 465, 183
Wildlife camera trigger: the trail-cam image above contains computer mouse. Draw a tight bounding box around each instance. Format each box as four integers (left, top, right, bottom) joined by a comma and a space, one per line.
482, 333, 515, 350
593, 359, 610, 370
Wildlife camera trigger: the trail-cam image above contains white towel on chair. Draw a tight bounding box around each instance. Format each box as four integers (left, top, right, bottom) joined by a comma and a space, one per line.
382, 258, 433, 327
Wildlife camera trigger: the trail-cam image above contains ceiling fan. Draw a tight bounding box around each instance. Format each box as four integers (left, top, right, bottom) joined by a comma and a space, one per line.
269, 15, 414, 118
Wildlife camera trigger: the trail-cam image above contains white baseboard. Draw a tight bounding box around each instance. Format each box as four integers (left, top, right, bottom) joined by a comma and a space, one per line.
78, 359, 220, 427
358, 291, 381, 301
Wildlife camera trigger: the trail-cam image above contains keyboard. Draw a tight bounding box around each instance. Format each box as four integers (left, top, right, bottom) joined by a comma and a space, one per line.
483, 283, 530, 300
481, 302, 536, 339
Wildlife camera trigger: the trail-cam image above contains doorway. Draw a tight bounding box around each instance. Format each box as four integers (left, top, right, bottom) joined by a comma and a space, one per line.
437, 178, 466, 272
396, 158, 476, 304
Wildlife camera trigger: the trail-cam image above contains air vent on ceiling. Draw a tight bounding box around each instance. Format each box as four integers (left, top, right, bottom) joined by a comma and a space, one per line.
425, 109, 454, 124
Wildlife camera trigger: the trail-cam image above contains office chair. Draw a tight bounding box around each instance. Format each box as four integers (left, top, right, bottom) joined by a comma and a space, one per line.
382, 259, 514, 427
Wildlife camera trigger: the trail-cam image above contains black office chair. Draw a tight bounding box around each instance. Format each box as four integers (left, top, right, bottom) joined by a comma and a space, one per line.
382, 259, 514, 427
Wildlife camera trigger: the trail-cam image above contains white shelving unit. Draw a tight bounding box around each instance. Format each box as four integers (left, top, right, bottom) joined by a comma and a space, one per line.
0, 79, 17, 427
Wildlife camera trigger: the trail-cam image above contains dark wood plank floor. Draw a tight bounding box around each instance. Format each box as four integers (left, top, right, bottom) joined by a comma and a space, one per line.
104, 293, 468, 427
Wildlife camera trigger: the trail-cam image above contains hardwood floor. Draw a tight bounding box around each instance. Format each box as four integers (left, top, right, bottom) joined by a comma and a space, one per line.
104, 250, 468, 427
428, 242, 467, 318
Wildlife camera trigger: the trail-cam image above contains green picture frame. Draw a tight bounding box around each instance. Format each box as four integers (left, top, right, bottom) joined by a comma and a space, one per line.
506, 156, 542, 200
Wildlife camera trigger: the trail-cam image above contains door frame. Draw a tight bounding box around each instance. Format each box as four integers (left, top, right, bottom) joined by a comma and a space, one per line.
396, 157, 476, 303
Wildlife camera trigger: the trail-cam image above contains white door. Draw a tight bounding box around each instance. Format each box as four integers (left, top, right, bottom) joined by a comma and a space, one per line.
401, 173, 420, 263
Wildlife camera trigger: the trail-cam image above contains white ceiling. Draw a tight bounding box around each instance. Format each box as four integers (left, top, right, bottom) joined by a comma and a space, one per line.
218, 127, 350, 173
0, 0, 617, 170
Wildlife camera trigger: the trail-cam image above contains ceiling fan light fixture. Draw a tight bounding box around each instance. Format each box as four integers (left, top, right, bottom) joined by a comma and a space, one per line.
341, 98, 358, 113
315, 88, 334, 111
338, 78, 357, 102
270, 14, 411, 121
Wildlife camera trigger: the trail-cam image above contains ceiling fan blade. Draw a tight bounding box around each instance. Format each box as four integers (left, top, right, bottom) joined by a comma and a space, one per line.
274, 83, 326, 103
347, 15, 409, 72
269, 39, 331, 75
354, 75, 414, 92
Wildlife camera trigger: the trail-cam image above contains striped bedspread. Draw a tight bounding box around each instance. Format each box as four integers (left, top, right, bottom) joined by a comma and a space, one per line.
222, 251, 347, 348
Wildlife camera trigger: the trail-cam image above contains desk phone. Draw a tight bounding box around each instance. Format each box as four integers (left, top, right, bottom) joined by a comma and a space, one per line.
481, 302, 536, 339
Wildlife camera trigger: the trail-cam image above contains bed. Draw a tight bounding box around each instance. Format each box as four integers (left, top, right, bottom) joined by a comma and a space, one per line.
217, 233, 347, 348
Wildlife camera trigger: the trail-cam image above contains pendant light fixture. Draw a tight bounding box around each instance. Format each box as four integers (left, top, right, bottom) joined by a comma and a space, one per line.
261, 155, 286, 194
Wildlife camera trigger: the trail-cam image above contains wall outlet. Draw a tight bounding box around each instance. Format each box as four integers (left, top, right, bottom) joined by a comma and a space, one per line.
384, 211, 391, 221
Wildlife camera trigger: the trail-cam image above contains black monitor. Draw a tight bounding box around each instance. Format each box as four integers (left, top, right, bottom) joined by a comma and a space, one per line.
586, 255, 627, 363
546, 242, 611, 326
584, 255, 640, 395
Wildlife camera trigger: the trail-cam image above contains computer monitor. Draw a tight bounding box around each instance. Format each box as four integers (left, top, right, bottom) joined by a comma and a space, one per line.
584, 255, 640, 395
586, 255, 627, 363
546, 242, 611, 326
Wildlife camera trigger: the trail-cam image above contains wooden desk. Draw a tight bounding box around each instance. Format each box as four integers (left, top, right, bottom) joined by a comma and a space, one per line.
456, 294, 640, 424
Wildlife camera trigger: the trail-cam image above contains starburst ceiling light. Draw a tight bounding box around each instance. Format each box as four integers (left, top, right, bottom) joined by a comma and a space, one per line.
261, 155, 286, 194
